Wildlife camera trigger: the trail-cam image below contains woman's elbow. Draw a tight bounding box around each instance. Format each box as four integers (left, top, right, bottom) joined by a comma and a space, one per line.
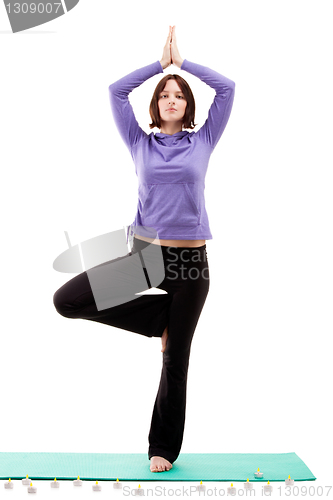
229, 80, 236, 92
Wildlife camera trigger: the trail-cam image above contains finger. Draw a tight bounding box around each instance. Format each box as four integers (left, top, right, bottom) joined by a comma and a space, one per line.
165, 32, 171, 47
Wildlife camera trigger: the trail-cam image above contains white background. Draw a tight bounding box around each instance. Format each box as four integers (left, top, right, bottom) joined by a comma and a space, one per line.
1, 0, 332, 497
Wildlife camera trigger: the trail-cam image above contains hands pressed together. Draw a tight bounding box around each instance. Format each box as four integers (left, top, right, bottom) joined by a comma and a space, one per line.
160, 25, 184, 70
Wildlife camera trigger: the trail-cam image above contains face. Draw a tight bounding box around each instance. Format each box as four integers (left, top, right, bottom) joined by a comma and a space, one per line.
158, 80, 187, 126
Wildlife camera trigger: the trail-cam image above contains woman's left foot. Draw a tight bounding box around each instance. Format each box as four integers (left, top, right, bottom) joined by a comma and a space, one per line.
150, 456, 172, 472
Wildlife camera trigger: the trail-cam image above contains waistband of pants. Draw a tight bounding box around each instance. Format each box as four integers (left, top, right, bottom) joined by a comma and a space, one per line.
132, 236, 206, 251
132, 236, 207, 265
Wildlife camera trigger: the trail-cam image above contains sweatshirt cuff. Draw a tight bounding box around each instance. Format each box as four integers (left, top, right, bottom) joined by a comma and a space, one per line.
156, 60, 164, 73
180, 59, 188, 71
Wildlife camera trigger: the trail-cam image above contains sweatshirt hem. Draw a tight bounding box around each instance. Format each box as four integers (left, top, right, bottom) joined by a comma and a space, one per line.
155, 235, 212, 240
132, 223, 212, 240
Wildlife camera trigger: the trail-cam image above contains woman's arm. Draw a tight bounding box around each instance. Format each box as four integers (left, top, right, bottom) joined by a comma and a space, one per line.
181, 59, 236, 149
108, 28, 172, 153
170, 26, 235, 149
108, 60, 164, 152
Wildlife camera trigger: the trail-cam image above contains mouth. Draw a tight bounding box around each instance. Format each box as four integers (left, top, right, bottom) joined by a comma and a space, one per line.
167, 108, 177, 111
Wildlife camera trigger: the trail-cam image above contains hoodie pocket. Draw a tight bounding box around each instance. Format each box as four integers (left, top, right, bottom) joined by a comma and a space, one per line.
142, 183, 200, 228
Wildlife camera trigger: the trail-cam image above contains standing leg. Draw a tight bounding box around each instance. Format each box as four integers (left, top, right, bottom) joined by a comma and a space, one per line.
148, 245, 210, 467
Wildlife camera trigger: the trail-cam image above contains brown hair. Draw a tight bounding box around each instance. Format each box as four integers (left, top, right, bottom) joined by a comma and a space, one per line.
149, 74, 197, 130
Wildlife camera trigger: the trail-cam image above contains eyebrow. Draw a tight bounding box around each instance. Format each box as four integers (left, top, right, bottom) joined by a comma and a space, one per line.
160, 90, 184, 94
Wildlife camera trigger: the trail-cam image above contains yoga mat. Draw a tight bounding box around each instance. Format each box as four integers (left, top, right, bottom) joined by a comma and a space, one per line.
0, 452, 316, 482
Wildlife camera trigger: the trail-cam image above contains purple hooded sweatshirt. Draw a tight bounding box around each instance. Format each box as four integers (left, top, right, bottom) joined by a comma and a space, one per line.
109, 59, 235, 240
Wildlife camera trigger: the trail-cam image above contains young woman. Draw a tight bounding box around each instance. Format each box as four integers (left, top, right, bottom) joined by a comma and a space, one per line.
53, 26, 235, 473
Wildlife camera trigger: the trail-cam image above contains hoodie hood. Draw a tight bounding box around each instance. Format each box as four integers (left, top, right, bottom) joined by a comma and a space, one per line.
153, 130, 191, 146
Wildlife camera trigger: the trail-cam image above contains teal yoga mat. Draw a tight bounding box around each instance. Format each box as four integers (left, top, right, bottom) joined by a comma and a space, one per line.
0, 452, 316, 482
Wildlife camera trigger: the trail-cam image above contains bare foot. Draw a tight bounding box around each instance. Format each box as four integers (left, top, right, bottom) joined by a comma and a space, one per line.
161, 325, 168, 353
150, 456, 173, 472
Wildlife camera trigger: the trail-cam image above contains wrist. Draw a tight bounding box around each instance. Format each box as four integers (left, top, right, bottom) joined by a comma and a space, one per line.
174, 58, 184, 69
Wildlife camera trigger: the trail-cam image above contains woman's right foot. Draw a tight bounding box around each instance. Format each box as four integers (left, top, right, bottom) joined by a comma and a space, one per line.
161, 325, 168, 353
150, 456, 173, 472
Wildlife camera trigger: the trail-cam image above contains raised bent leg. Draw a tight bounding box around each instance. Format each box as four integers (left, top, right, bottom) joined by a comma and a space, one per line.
53, 251, 172, 338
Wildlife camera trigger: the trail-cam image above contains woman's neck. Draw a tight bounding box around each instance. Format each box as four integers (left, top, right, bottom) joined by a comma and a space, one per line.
159, 122, 183, 135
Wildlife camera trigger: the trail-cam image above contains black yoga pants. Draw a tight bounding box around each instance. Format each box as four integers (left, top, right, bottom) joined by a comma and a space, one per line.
53, 236, 210, 464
